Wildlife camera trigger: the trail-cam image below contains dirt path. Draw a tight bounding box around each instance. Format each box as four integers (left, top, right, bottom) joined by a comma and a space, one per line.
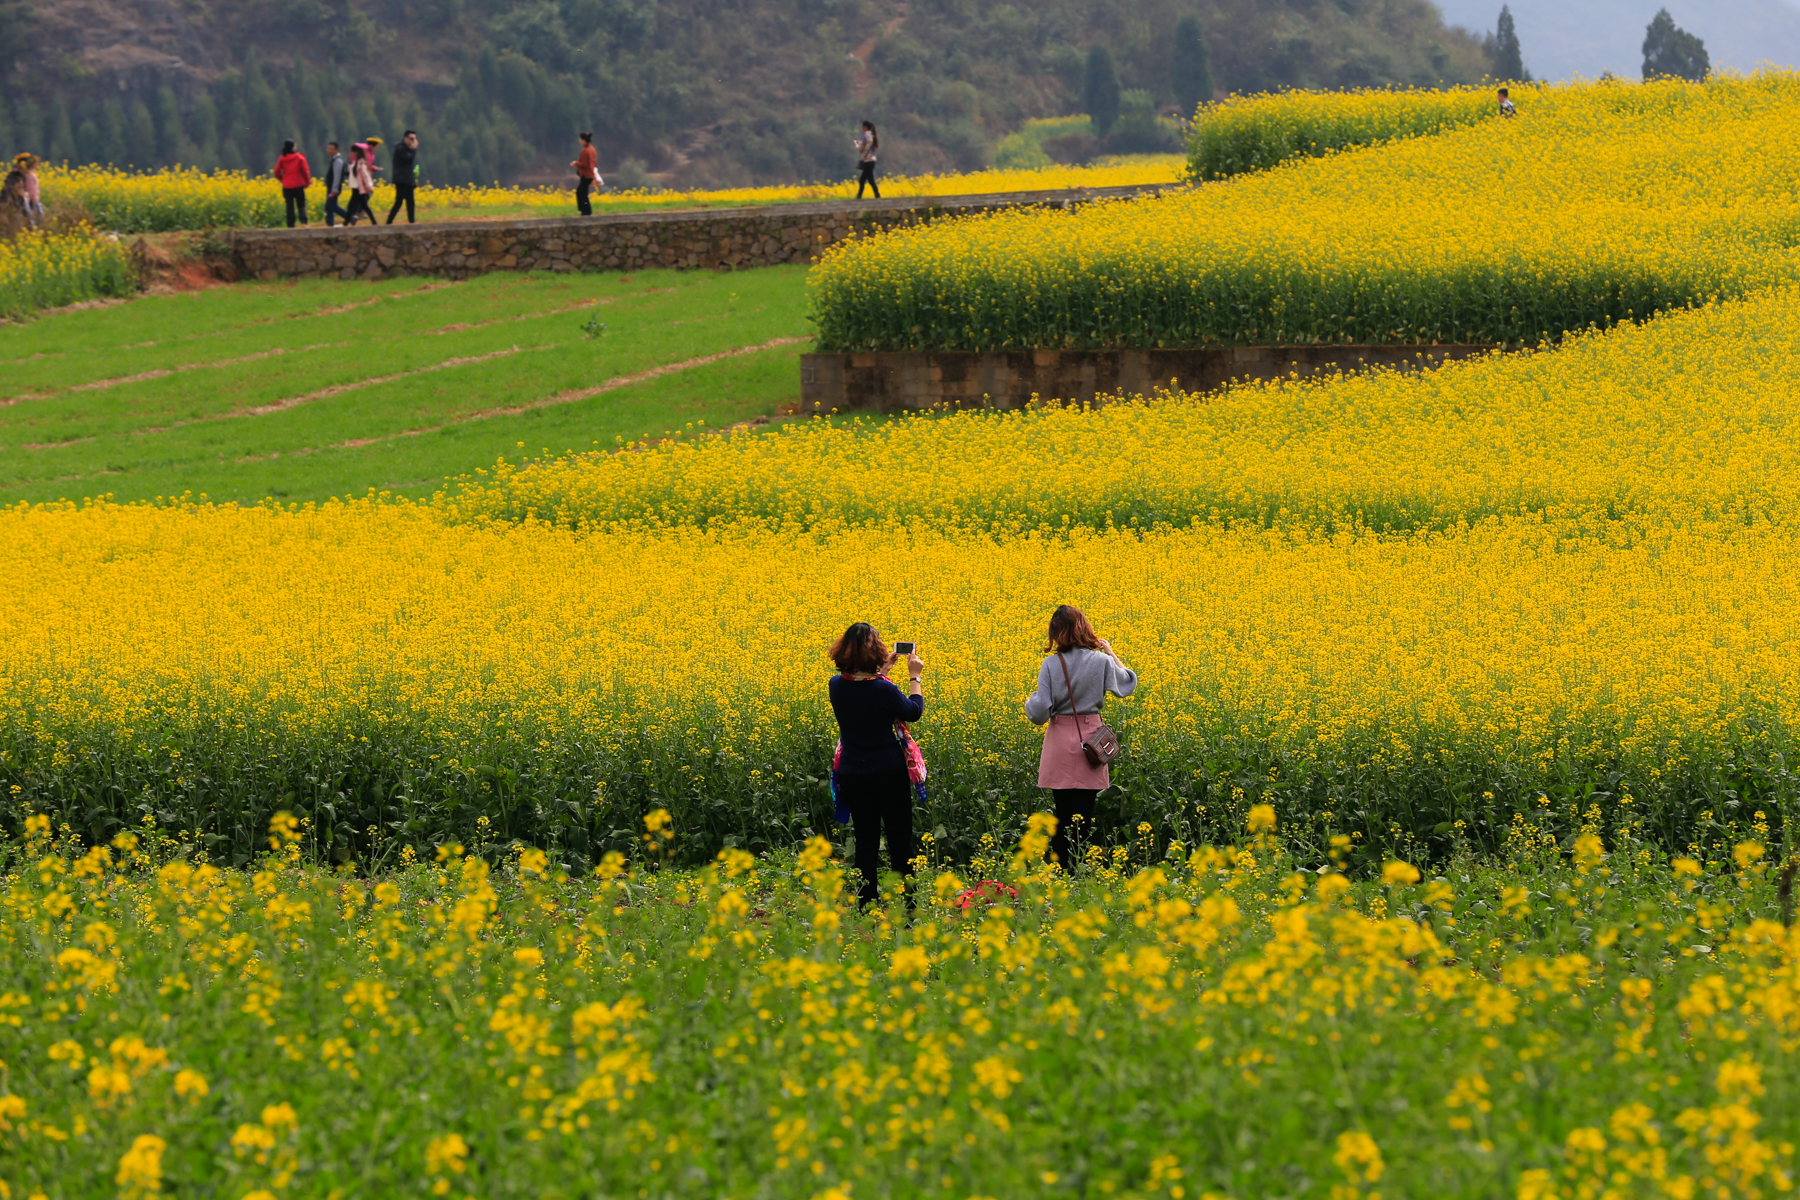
853, 8, 909, 98
237, 336, 807, 461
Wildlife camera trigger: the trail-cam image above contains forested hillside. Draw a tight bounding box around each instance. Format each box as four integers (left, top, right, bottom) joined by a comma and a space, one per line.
0, 0, 1497, 187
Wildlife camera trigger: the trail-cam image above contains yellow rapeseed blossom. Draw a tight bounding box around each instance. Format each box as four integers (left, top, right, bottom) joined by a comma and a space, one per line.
0, 225, 135, 319
810, 74, 1800, 351
39, 157, 1183, 234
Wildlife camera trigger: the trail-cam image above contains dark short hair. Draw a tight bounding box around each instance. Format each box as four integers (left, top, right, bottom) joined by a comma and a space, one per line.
580, 131, 593, 142
1046, 604, 1102, 654
404, 129, 417, 137
828, 622, 888, 674
1497, 87, 1509, 96
327, 141, 339, 149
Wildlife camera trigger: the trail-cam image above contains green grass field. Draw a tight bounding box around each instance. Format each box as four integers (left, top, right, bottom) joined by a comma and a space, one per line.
0, 266, 812, 504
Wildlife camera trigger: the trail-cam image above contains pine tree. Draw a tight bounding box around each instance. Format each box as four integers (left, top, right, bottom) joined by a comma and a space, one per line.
14, 98, 43, 157
1492, 6, 1526, 81
1642, 8, 1709, 82
47, 99, 75, 164
127, 101, 157, 168
1171, 17, 1213, 116
154, 87, 183, 163
1084, 45, 1121, 136
100, 100, 129, 166
75, 115, 100, 165
190, 91, 221, 167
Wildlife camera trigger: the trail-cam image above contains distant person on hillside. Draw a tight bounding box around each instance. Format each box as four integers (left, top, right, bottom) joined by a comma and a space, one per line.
343, 143, 377, 226
273, 140, 312, 228
854, 121, 880, 199
572, 131, 599, 216
387, 130, 419, 224
1498, 87, 1517, 118
321, 142, 349, 227
14, 153, 43, 229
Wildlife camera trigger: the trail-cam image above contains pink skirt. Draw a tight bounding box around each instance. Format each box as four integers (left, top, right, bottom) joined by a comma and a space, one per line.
1037, 715, 1110, 790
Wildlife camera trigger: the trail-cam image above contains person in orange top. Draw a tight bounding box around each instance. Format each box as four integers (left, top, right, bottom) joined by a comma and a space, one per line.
272, 140, 312, 227
571, 131, 599, 216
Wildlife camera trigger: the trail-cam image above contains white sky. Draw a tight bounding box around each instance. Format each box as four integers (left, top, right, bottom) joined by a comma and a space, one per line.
1432, 0, 1800, 79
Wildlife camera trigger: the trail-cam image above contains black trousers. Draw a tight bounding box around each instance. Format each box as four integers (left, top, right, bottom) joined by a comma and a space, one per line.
344, 191, 375, 225
840, 768, 913, 907
283, 186, 309, 227
577, 177, 594, 215
856, 161, 879, 199
386, 182, 416, 224
1046, 788, 1098, 868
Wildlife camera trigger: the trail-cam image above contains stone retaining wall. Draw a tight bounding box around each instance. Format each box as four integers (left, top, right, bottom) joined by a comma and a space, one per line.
232, 184, 1178, 282
800, 345, 1502, 411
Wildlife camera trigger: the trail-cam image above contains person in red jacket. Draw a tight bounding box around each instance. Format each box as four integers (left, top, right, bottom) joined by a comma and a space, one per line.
273, 140, 312, 228
571, 131, 599, 215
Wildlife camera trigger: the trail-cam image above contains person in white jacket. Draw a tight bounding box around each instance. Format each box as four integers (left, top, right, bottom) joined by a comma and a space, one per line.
1024, 604, 1137, 868
854, 121, 880, 199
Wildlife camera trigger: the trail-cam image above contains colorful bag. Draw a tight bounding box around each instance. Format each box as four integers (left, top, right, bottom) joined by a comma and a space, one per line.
831, 739, 849, 824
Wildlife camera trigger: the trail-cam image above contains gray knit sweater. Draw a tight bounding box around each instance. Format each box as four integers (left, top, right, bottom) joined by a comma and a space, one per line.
1024, 647, 1137, 724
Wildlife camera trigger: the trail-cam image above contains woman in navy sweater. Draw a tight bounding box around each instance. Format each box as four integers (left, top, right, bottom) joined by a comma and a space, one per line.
827, 622, 924, 910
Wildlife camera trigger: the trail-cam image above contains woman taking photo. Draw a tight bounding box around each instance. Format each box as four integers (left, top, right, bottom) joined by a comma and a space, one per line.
1025, 605, 1136, 869
827, 622, 924, 910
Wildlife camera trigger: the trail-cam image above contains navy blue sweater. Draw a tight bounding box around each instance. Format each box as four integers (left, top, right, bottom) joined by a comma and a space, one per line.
828, 675, 924, 775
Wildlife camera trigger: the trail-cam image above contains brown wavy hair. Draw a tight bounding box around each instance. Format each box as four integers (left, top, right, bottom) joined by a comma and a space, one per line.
1045, 604, 1102, 654
828, 622, 889, 673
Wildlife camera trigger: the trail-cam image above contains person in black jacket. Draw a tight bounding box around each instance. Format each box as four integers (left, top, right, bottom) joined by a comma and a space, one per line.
826, 622, 925, 911
386, 130, 419, 224
321, 142, 349, 227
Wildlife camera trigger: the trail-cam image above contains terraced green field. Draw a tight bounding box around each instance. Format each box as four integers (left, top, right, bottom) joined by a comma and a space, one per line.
0, 266, 811, 503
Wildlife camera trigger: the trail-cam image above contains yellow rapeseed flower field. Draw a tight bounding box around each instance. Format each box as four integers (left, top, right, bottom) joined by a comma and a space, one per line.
0, 496, 1789, 865
448, 283, 1800, 536
39, 157, 1185, 234
0, 809, 1791, 1197
810, 74, 1800, 351
1186, 83, 1508, 179
0, 226, 136, 319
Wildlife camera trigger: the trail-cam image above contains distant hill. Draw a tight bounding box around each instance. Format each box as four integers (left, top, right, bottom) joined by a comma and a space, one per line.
0, 0, 1496, 188
1435, 0, 1800, 79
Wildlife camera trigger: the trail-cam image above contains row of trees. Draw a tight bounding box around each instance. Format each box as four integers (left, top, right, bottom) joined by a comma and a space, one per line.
0, 59, 425, 179
1485, 4, 1711, 86
0, 0, 1529, 187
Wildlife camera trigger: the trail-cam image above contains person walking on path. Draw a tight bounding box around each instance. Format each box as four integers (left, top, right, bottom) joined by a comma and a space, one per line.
854, 121, 880, 199
572, 131, 599, 215
386, 130, 419, 224
273, 140, 312, 227
1024, 605, 1137, 869
321, 142, 349, 227
14, 154, 43, 228
343, 143, 377, 226
826, 622, 924, 911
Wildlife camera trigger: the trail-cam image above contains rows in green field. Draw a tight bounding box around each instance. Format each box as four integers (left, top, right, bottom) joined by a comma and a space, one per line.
83, 351, 804, 503
0, 267, 811, 502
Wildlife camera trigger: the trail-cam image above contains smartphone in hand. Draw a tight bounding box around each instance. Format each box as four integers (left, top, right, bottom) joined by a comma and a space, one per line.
893, 642, 916, 655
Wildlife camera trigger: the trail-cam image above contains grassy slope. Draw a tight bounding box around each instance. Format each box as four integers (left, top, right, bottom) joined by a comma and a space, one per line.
0, 267, 811, 504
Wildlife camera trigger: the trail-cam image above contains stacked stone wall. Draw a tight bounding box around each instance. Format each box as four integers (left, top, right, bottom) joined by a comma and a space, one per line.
232, 184, 1176, 282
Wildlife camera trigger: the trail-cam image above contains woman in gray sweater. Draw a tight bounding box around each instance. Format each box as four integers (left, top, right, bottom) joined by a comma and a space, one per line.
1024, 604, 1137, 868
